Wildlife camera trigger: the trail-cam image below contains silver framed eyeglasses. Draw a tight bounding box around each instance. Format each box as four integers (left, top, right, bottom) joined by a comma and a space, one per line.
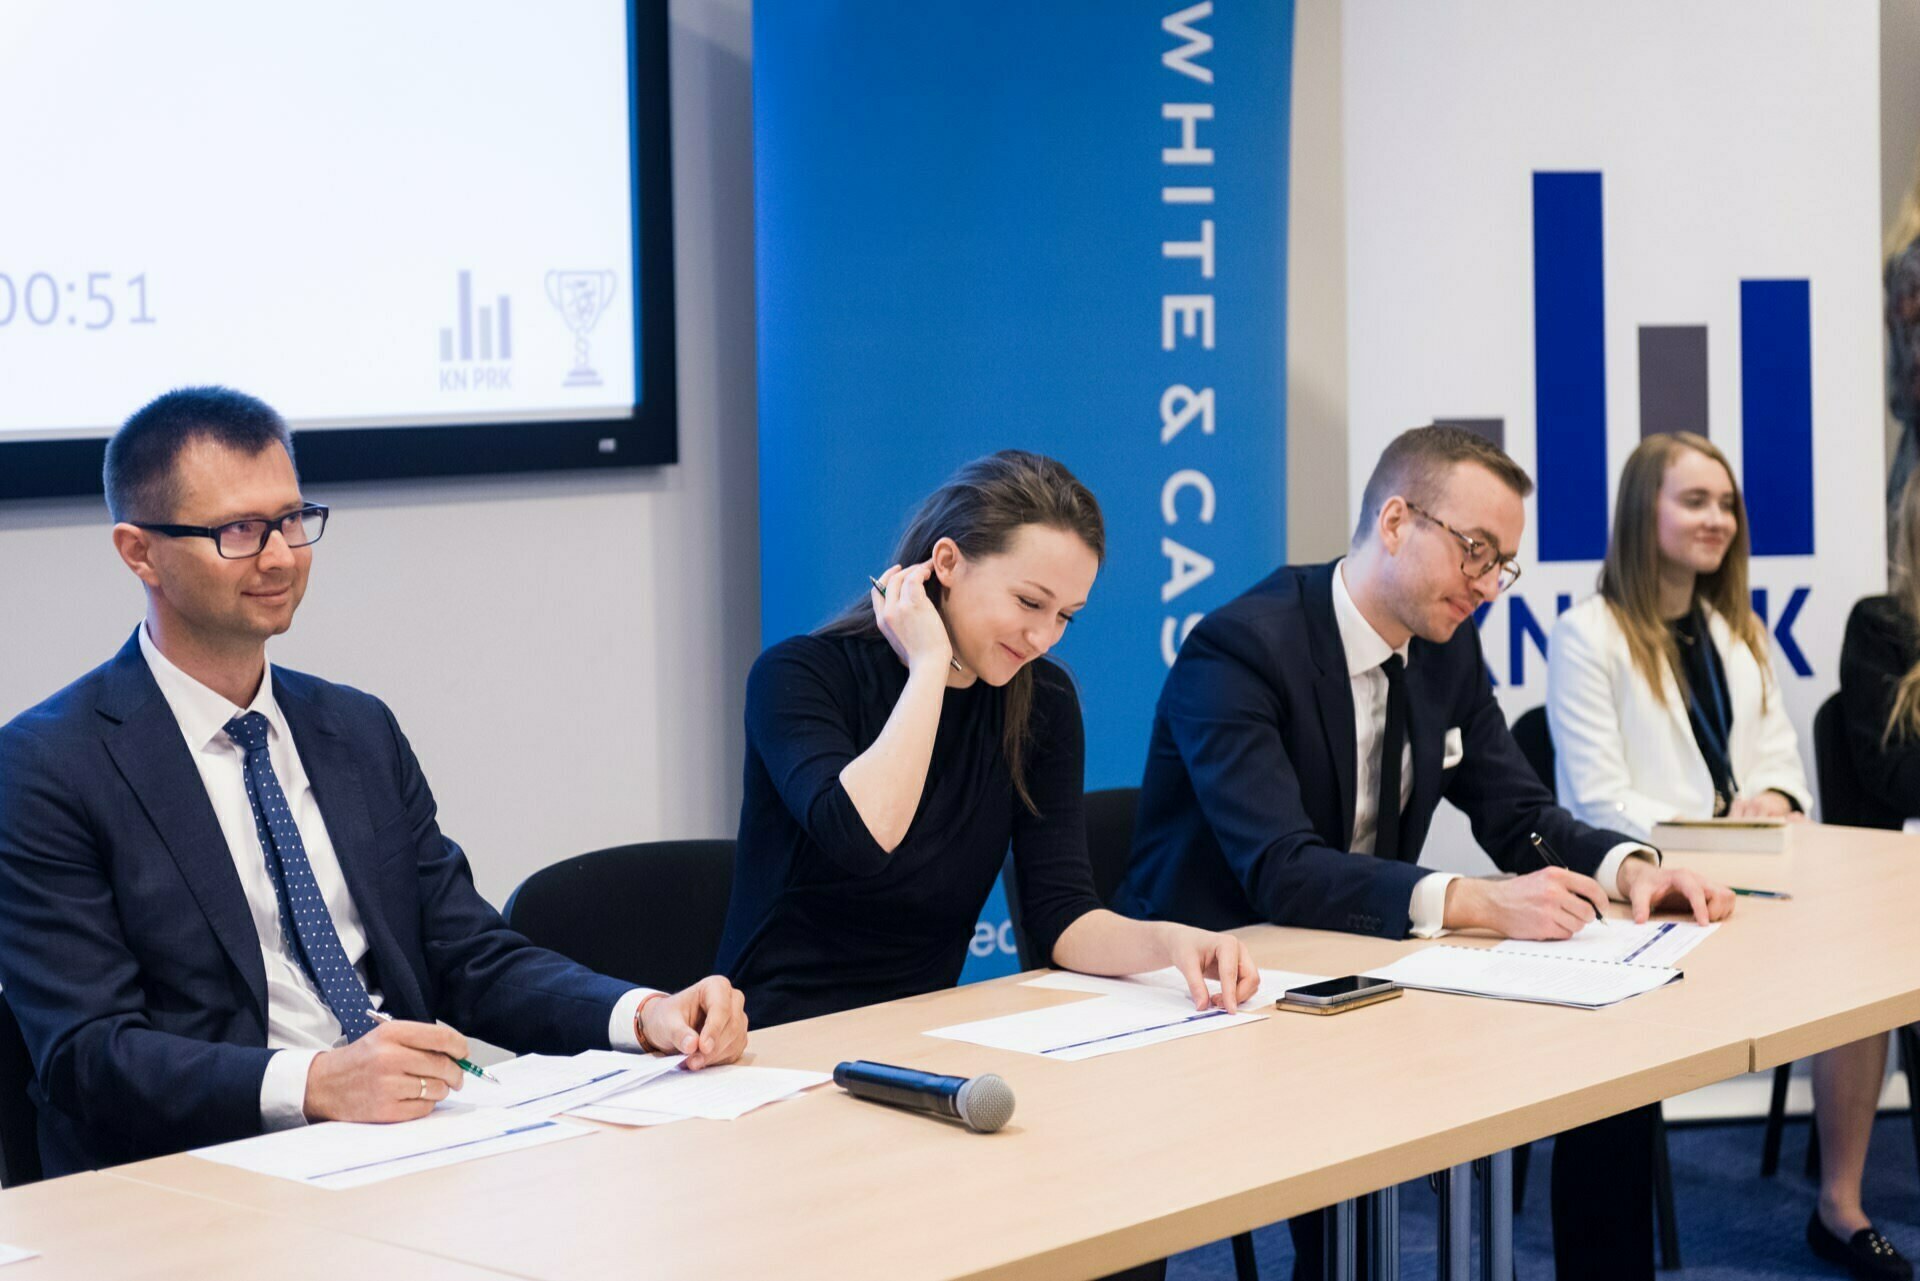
1404, 501, 1522, 593
133, 503, 329, 560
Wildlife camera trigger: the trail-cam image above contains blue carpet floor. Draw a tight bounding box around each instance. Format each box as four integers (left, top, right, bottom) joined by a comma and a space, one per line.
1167, 1113, 1920, 1280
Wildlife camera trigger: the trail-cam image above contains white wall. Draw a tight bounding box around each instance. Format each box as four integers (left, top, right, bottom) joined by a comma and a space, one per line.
0, 0, 760, 909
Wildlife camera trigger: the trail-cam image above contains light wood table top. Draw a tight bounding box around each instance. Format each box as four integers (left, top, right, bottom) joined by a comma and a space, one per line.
108, 939, 1747, 1281
0, 1170, 518, 1281
1243, 823, 1920, 1071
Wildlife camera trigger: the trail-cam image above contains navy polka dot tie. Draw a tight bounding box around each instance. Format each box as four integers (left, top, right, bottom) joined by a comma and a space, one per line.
225, 712, 377, 1042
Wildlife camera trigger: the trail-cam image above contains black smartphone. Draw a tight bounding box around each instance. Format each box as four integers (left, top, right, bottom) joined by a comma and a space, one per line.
1282, 976, 1399, 1006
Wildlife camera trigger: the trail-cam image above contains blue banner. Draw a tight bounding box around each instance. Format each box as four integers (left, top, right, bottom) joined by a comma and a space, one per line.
755, 1, 1293, 981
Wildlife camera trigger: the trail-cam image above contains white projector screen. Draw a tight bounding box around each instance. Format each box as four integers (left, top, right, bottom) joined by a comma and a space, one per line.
0, 0, 676, 496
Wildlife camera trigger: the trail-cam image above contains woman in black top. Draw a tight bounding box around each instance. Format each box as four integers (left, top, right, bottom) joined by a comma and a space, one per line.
718, 451, 1258, 1028
1841, 468, 1920, 828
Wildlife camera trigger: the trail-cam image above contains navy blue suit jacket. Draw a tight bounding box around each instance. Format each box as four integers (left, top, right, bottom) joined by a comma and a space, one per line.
0, 632, 631, 1176
1113, 562, 1632, 937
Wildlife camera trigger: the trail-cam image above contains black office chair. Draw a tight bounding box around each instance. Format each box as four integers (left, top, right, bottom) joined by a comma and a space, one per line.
1510, 705, 1683, 1269
0, 993, 42, 1189
1759, 695, 1920, 1187
503, 839, 735, 994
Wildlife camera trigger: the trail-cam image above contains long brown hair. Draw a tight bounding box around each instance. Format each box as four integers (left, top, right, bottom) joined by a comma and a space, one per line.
818, 450, 1106, 814
1598, 432, 1769, 708
1883, 466, 1920, 744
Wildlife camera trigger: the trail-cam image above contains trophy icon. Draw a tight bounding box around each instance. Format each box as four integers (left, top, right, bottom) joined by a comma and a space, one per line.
544, 270, 618, 387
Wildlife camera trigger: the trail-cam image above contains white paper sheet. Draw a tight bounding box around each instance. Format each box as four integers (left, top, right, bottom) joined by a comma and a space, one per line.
1495, 920, 1716, 968
927, 993, 1263, 1060
436, 1049, 684, 1119
192, 1110, 591, 1189
566, 1104, 690, 1127
1363, 946, 1678, 1009
1024, 966, 1330, 1010
573, 1064, 831, 1123
0, 1245, 36, 1267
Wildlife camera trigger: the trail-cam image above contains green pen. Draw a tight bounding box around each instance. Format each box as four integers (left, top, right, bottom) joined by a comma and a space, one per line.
1730, 887, 1793, 900
367, 1008, 503, 1084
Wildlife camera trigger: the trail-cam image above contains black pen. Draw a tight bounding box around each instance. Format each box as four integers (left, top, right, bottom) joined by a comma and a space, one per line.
1529, 831, 1612, 928
1730, 887, 1792, 900
867, 574, 963, 672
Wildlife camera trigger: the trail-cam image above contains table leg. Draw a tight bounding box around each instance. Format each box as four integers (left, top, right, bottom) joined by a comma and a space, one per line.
1435, 1164, 1471, 1281
1478, 1149, 1513, 1281
1364, 1183, 1398, 1281
1326, 1198, 1357, 1281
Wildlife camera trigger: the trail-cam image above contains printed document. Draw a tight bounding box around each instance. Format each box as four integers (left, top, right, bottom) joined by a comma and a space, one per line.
1495, 920, 1716, 968
571, 1064, 830, 1124
192, 1109, 590, 1190
1024, 965, 1330, 1010
927, 993, 1262, 1061
1364, 946, 1679, 1009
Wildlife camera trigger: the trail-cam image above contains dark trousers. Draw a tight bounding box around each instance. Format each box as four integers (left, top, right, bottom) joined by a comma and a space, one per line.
1286, 1104, 1655, 1281
1551, 1104, 1657, 1281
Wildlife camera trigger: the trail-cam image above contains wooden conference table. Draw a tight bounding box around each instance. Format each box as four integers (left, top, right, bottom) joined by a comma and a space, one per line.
8, 823, 1917, 1280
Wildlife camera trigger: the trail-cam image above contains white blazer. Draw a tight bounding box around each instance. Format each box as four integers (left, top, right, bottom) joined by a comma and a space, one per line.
1545, 594, 1812, 839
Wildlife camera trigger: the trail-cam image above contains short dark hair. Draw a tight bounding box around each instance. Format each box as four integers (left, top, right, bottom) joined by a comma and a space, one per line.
1353, 424, 1533, 544
104, 387, 296, 523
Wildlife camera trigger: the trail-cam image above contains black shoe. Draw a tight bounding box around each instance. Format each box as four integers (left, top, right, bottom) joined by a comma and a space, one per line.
1808, 1211, 1913, 1280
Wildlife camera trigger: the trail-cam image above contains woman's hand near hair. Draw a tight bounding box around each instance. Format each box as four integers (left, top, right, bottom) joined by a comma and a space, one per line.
838, 563, 950, 854
870, 562, 953, 675
1727, 790, 1804, 821
1050, 911, 1262, 1013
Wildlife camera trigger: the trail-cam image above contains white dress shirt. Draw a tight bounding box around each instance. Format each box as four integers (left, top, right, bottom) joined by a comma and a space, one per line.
138, 626, 650, 1131
1330, 564, 1647, 937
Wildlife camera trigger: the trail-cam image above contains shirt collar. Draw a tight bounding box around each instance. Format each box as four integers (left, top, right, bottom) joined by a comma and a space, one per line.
1331, 558, 1412, 678
138, 622, 285, 753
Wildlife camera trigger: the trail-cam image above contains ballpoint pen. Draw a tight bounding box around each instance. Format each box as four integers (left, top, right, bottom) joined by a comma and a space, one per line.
1730, 887, 1793, 900
867, 574, 963, 671
1529, 831, 1612, 928
367, 1008, 503, 1084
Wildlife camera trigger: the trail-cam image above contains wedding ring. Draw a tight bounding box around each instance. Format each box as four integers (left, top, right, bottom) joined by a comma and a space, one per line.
417, 1076, 429, 1099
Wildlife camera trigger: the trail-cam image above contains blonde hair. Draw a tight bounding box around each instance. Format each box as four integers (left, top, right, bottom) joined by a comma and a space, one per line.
1884, 467, 1920, 744
1598, 433, 1769, 708
1887, 136, 1920, 268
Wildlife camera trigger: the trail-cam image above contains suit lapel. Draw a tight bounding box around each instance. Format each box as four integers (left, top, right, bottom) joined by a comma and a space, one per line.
275, 676, 429, 1021
1303, 566, 1360, 848
1401, 645, 1447, 860
96, 637, 268, 1020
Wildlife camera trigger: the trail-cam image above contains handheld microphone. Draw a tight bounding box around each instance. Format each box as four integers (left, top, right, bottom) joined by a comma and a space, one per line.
832, 1060, 1015, 1133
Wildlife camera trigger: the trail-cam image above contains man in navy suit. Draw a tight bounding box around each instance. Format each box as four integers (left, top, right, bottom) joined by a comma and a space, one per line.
0, 387, 748, 1177
1115, 426, 1732, 1281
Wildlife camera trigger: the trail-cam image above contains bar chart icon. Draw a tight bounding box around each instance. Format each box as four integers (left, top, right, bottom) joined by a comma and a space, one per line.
439, 270, 512, 363
1447, 172, 1814, 561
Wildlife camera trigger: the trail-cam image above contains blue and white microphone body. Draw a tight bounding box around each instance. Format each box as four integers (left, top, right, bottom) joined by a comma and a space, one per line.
832, 1060, 1015, 1133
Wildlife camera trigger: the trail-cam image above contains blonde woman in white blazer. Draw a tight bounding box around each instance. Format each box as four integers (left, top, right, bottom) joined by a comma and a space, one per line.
1548, 595, 1809, 833
1546, 433, 1905, 1280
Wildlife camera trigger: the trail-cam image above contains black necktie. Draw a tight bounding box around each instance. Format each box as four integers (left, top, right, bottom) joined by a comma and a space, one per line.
1375, 654, 1407, 859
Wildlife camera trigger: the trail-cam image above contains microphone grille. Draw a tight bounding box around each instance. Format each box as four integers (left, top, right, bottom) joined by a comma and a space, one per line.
954, 1074, 1015, 1133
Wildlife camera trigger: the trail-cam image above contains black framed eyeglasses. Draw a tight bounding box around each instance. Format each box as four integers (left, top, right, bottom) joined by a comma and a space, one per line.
1404, 501, 1522, 593
133, 504, 329, 560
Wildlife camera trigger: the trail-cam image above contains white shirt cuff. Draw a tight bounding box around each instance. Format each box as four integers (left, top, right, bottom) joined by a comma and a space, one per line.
608, 988, 663, 1051
1599, 843, 1660, 901
1408, 872, 1459, 938
260, 1048, 321, 1131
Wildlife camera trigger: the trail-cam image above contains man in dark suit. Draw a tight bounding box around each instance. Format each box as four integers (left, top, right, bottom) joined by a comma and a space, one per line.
1115, 425, 1733, 1281
0, 387, 748, 1177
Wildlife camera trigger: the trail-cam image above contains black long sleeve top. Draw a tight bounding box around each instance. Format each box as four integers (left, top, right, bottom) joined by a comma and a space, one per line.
1838, 595, 1920, 827
716, 633, 1104, 1027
